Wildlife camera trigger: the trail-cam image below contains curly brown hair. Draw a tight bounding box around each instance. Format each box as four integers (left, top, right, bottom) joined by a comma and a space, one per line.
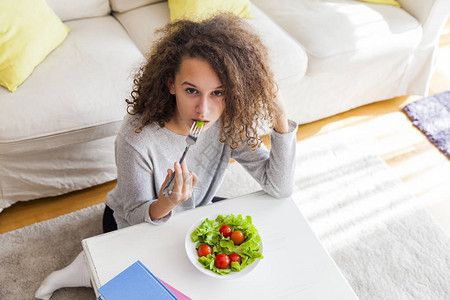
126, 13, 280, 149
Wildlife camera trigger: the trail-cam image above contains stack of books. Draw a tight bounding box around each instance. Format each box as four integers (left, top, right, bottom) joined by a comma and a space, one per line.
97, 260, 191, 300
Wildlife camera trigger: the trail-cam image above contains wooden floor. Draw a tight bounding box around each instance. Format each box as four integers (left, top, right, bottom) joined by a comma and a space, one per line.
1, 21, 449, 235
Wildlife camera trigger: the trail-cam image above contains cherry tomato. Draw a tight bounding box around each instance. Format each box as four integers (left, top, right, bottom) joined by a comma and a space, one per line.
229, 253, 241, 264
219, 225, 232, 238
215, 253, 230, 269
231, 230, 245, 245
197, 244, 212, 257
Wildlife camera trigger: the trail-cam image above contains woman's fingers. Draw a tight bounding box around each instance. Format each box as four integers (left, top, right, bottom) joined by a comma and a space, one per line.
180, 160, 189, 173
181, 160, 193, 198
169, 161, 198, 203
157, 161, 199, 214
191, 171, 199, 188
182, 171, 193, 197
162, 168, 173, 185
172, 162, 184, 198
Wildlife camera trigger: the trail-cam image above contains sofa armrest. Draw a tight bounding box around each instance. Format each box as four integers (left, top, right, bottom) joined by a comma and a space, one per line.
398, 0, 449, 45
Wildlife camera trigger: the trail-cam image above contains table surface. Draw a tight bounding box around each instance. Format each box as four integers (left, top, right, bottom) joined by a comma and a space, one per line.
82, 191, 358, 299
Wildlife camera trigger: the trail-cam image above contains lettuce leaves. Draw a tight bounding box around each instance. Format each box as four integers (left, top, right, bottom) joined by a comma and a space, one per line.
190, 214, 263, 275
195, 120, 207, 129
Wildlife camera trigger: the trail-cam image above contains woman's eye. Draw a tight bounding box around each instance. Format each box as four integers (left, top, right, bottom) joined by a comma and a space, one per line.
213, 90, 223, 97
186, 88, 197, 94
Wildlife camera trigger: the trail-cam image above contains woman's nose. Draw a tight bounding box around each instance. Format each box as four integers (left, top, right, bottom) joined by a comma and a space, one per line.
196, 95, 209, 117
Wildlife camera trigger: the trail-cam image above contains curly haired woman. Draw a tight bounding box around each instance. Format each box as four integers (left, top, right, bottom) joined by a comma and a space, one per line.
36, 13, 297, 299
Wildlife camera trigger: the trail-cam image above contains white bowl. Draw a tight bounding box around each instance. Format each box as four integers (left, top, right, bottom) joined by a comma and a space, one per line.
184, 215, 263, 279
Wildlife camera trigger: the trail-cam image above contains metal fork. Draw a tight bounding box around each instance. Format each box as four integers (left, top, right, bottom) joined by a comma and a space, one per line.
162, 122, 204, 197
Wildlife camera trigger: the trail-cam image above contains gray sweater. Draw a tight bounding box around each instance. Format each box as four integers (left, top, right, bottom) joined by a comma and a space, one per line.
106, 114, 298, 229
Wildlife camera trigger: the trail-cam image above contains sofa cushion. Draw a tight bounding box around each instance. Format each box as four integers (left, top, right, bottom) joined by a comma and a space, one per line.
355, 0, 400, 7
0, 16, 144, 155
252, 0, 422, 75
45, 0, 110, 21
114, 2, 307, 88
168, 0, 253, 21
110, 0, 166, 13
246, 5, 307, 87
0, 0, 70, 92
113, 2, 171, 54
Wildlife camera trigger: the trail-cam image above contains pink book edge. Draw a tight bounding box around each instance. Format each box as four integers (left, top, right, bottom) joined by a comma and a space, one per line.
158, 278, 192, 300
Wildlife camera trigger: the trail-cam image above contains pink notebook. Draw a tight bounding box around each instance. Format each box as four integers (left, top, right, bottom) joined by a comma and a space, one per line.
158, 278, 192, 300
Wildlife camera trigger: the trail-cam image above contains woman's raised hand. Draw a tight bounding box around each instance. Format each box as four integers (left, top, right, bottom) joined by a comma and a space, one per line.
165, 160, 198, 205
150, 161, 198, 220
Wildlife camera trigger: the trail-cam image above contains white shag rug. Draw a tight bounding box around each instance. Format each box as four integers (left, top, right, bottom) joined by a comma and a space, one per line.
217, 128, 450, 299
1, 128, 449, 299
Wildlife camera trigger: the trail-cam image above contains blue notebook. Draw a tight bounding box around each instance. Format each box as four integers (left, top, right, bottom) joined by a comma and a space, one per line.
97, 260, 178, 300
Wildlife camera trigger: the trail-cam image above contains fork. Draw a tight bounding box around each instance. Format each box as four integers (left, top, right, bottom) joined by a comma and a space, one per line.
162, 122, 204, 197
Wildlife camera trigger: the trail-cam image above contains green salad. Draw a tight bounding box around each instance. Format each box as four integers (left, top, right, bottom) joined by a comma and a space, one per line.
190, 214, 263, 275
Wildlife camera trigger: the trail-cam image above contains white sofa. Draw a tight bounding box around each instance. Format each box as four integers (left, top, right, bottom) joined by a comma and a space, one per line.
0, 0, 448, 212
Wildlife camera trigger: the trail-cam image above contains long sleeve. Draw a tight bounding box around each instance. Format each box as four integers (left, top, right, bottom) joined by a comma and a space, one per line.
107, 132, 171, 228
231, 119, 298, 198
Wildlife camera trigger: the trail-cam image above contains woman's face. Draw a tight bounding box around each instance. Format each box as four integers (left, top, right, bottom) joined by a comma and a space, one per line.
168, 56, 225, 135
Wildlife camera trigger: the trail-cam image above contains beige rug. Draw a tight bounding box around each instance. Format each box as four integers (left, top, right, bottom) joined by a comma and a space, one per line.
1, 128, 449, 299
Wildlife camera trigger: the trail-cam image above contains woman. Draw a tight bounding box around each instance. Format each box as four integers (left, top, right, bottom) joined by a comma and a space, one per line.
36, 13, 297, 299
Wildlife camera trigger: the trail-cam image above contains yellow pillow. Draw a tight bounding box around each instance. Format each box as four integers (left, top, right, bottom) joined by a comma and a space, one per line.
0, 0, 70, 92
168, 0, 253, 22
354, 0, 401, 7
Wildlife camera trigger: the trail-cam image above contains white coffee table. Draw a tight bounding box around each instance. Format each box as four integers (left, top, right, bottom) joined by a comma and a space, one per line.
82, 191, 358, 299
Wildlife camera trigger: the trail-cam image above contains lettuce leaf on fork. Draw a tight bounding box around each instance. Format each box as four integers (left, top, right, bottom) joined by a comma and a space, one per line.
195, 120, 207, 129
